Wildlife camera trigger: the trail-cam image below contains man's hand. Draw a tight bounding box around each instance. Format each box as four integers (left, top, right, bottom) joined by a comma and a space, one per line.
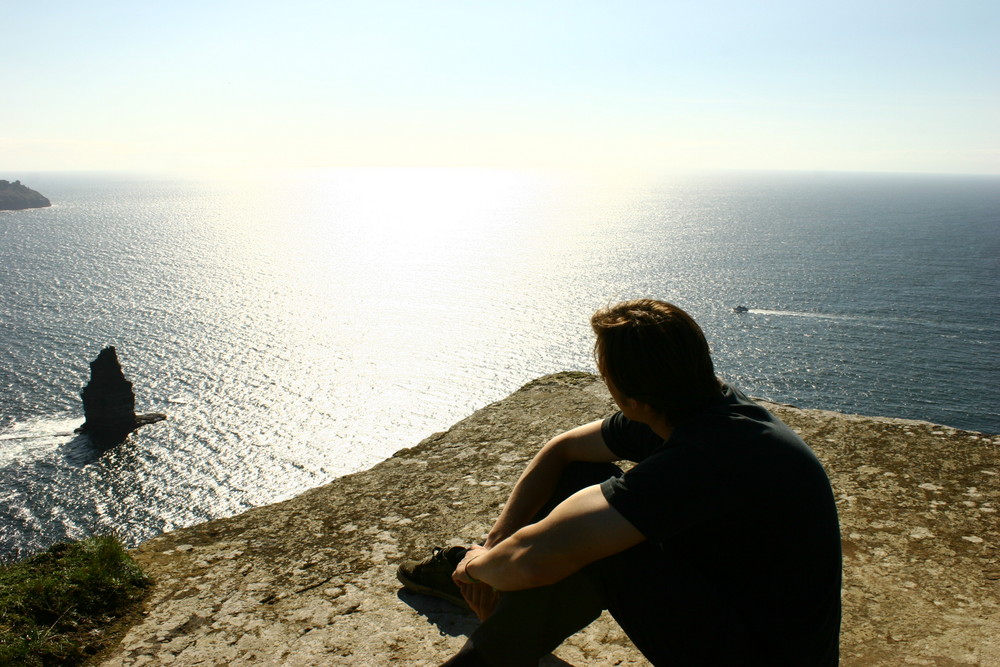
453, 545, 501, 620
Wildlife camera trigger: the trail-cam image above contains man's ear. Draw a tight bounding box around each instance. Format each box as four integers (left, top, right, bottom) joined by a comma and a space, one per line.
628, 398, 658, 422
620, 396, 642, 412
630, 400, 674, 439
620, 396, 656, 420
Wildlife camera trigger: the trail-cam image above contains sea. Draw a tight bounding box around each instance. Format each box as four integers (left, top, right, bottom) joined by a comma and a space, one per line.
1, 168, 998, 563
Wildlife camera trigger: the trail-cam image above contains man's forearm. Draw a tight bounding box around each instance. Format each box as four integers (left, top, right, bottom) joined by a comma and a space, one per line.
460, 485, 645, 591
463, 531, 553, 591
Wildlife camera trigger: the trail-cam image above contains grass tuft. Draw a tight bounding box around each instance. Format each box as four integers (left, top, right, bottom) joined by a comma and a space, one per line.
0, 535, 151, 666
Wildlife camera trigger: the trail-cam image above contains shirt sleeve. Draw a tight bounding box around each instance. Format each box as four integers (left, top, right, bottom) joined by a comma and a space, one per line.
601, 411, 666, 462
599, 445, 724, 544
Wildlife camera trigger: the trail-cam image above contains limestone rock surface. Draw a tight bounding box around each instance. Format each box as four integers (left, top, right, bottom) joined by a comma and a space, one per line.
0, 179, 50, 210
96, 372, 999, 666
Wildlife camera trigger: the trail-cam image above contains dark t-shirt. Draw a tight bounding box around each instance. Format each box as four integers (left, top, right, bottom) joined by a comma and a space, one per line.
600, 383, 842, 665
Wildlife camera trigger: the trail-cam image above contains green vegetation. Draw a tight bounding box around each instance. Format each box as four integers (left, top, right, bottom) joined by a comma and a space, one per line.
0, 536, 150, 666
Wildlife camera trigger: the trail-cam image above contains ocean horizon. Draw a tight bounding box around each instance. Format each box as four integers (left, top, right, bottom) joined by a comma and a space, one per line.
1, 167, 998, 562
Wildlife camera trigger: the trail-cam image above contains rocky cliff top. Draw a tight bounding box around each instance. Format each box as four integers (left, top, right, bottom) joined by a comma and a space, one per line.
96, 373, 999, 666
0, 179, 51, 210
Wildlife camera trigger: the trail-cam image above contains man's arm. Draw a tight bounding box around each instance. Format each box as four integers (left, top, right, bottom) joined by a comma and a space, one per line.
485, 420, 619, 548
456, 484, 645, 591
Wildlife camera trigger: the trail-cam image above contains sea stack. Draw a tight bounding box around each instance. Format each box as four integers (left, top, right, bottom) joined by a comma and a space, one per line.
0, 180, 51, 210
77, 346, 165, 442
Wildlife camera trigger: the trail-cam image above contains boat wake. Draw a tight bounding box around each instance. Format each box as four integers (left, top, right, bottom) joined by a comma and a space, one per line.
748, 309, 864, 322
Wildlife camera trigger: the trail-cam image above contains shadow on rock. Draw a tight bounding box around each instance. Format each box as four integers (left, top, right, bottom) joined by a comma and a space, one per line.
397, 589, 477, 638
395, 589, 577, 666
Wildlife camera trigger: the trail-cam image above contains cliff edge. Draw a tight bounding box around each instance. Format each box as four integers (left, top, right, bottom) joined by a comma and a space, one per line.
0, 180, 51, 210
96, 373, 999, 666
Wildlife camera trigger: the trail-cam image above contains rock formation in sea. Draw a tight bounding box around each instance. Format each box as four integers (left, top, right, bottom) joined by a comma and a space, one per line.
94, 373, 998, 666
0, 179, 51, 210
77, 346, 165, 443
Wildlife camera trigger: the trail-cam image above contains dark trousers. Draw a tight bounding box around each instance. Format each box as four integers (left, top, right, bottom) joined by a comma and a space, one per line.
442, 463, 756, 667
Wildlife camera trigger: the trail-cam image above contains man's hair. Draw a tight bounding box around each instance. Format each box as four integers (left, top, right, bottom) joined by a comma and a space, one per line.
591, 299, 722, 424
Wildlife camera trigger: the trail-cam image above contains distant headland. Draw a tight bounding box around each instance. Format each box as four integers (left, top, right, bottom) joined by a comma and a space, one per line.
0, 180, 51, 210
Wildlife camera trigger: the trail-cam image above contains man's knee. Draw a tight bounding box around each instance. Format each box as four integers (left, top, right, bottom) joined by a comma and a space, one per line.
536, 461, 623, 520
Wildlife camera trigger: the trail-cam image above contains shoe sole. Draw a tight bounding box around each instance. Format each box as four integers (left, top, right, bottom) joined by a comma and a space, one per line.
396, 566, 470, 610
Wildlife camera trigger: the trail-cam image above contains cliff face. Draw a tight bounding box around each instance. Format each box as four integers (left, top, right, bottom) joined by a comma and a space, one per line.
0, 180, 50, 210
97, 373, 999, 666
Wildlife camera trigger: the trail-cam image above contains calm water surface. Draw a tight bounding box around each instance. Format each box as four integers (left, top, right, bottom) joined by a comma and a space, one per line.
1, 168, 997, 561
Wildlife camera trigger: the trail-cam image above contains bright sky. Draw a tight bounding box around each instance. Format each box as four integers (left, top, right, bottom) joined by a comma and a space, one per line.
2, 0, 998, 174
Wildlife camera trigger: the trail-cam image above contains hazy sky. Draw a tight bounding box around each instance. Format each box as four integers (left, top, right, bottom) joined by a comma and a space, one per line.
3, 0, 998, 174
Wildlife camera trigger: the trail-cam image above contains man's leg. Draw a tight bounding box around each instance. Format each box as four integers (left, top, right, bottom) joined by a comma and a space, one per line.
445, 462, 756, 666
594, 543, 757, 666
444, 566, 605, 666
442, 462, 623, 667
532, 461, 623, 522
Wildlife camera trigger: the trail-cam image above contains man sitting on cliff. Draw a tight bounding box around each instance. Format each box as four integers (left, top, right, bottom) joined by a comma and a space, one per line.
397, 299, 842, 666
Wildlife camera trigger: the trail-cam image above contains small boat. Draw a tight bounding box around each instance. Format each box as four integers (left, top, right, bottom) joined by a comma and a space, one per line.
733, 305, 749, 313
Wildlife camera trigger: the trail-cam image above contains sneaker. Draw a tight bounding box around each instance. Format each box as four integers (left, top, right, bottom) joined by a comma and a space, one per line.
396, 546, 469, 609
